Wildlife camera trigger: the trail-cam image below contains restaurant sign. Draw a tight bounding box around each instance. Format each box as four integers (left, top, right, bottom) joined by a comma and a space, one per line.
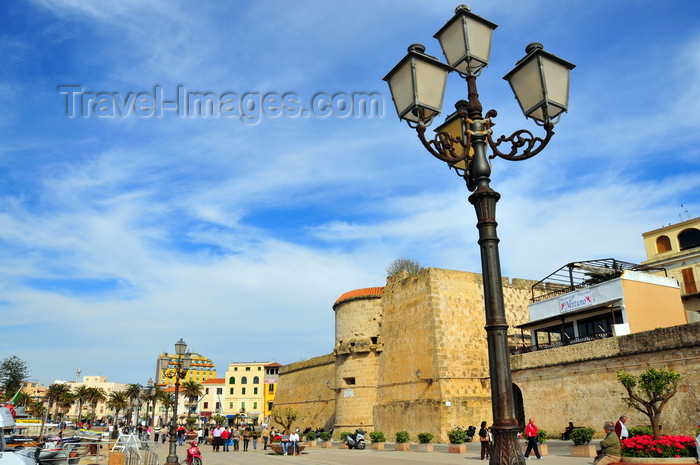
559, 290, 594, 313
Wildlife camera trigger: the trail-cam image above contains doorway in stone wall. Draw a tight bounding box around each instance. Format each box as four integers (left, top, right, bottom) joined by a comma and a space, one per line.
513, 384, 525, 432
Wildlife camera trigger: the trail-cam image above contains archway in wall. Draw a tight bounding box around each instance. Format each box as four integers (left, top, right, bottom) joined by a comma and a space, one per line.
513, 383, 525, 432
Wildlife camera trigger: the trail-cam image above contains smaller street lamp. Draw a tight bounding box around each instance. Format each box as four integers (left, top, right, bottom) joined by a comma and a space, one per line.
163, 339, 192, 465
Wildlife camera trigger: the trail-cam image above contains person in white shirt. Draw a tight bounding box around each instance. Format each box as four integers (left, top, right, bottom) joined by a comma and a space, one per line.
289, 430, 300, 455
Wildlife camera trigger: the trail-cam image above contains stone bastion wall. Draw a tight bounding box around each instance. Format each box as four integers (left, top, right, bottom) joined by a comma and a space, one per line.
511, 322, 700, 438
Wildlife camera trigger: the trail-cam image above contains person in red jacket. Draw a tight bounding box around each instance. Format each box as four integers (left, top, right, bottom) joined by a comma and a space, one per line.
524, 418, 542, 460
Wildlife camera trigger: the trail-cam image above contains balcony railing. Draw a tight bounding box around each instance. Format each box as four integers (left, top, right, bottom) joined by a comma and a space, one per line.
509, 332, 612, 355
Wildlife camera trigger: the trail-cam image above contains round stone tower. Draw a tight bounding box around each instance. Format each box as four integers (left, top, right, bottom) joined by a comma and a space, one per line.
332, 287, 383, 433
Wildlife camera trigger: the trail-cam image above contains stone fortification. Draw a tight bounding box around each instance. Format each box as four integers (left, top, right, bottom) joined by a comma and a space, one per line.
374, 268, 534, 443
271, 354, 336, 431
333, 288, 383, 431
511, 322, 700, 437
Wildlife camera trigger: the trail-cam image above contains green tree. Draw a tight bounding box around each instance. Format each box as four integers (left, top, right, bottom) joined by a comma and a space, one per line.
271, 407, 298, 431
72, 385, 90, 423
386, 258, 424, 277
124, 383, 143, 426
0, 356, 29, 398
85, 387, 107, 425
45, 383, 71, 421
58, 391, 76, 425
106, 391, 129, 438
141, 384, 160, 426
180, 380, 203, 419
617, 367, 681, 438
157, 391, 175, 425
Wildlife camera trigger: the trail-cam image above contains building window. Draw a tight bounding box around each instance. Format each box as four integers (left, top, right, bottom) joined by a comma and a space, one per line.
242, 388, 246, 395
230, 388, 234, 395
253, 387, 258, 395
253, 402, 257, 409
215, 402, 220, 410
267, 401, 273, 411
229, 402, 233, 409
229, 377, 235, 384
253, 376, 259, 384
258, 367, 261, 370
268, 384, 274, 393
656, 235, 672, 253
678, 228, 700, 251
241, 377, 247, 384
216, 388, 222, 395
246, 367, 250, 371
203, 402, 209, 409
343, 377, 356, 385
577, 310, 622, 339
234, 367, 238, 371
241, 402, 245, 411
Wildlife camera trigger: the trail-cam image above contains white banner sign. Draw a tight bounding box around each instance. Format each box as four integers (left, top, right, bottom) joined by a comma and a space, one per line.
559, 289, 594, 313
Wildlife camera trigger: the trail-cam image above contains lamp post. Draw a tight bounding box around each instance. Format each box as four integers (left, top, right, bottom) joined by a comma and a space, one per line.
163, 338, 192, 465
147, 378, 155, 427
384, 5, 574, 465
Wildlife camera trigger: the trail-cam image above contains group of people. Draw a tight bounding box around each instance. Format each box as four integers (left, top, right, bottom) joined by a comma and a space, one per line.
209, 425, 259, 452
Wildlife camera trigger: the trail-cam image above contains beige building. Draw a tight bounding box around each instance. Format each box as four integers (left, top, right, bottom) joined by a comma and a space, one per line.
641, 216, 700, 322
69, 375, 128, 422
224, 362, 268, 425
198, 378, 225, 420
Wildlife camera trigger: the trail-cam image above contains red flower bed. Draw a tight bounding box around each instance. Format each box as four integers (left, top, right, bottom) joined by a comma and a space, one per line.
621, 435, 696, 458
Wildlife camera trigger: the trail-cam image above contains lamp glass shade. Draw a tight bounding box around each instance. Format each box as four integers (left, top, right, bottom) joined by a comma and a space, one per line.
182, 353, 192, 371
384, 44, 451, 124
434, 6, 497, 76
504, 44, 575, 124
434, 110, 467, 159
174, 338, 187, 356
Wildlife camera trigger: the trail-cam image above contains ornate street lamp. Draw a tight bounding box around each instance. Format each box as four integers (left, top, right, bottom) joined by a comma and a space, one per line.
147, 378, 155, 428
163, 339, 192, 465
384, 5, 574, 465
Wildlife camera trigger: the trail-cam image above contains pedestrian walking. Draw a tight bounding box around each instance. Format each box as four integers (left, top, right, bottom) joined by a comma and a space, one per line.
523, 418, 542, 460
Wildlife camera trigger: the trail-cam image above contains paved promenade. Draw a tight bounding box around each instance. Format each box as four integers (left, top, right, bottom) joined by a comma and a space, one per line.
147, 440, 596, 465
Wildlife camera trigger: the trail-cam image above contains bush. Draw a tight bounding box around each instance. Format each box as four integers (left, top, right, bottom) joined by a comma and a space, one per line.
628, 425, 653, 437
417, 433, 434, 444
369, 431, 386, 443
305, 431, 316, 441
320, 431, 332, 441
395, 431, 410, 443
447, 428, 467, 444
536, 429, 547, 444
339, 432, 349, 442
570, 427, 595, 445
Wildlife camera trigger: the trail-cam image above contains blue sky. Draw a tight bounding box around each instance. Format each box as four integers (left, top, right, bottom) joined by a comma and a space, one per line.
1, 0, 699, 387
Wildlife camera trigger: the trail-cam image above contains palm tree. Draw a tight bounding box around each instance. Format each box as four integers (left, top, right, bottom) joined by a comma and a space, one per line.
124, 384, 143, 426
72, 385, 90, 424
180, 380, 203, 420
85, 387, 106, 425
58, 391, 76, 426
106, 391, 128, 439
45, 383, 71, 421
27, 399, 45, 417
157, 391, 175, 426
141, 384, 161, 426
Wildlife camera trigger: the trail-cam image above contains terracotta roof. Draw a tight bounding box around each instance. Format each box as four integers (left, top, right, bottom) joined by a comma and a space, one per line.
264, 362, 282, 367
202, 378, 225, 384
334, 287, 384, 307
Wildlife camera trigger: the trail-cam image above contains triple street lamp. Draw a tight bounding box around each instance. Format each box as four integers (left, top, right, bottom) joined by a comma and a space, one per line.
163, 339, 192, 465
384, 5, 574, 465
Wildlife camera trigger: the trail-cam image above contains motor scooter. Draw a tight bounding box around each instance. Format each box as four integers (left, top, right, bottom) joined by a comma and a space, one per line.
186, 442, 202, 465
466, 426, 476, 442
345, 429, 366, 450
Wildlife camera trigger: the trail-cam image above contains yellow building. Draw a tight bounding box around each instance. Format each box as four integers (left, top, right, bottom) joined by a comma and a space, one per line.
156, 352, 216, 386
641, 216, 700, 322
224, 362, 268, 425
263, 363, 281, 422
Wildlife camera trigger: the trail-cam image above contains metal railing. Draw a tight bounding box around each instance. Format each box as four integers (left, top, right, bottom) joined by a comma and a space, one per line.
509, 332, 612, 355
